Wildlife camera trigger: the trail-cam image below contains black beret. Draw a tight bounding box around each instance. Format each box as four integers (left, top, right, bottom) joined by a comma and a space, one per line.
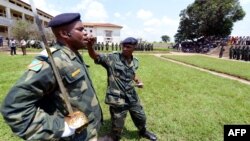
121, 37, 138, 45
48, 13, 81, 28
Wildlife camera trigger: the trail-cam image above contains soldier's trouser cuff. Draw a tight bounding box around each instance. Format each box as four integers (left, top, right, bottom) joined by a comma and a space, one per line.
111, 128, 123, 138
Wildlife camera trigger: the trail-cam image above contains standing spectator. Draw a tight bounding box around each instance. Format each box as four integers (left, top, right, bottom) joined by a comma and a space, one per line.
101, 42, 104, 51
229, 46, 233, 59
115, 43, 118, 51
6, 37, 9, 47
105, 42, 109, 51
0, 36, 3, 47
111, 42, 114, 51
219, 46, 225, 58
20, 38, 27, 55
9, 38, 17, 55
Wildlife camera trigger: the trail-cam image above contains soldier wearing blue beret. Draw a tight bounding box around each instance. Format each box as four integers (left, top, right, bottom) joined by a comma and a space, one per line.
121, 37, 138, 45
87, 37, 157, 141
1, 13, 102, 141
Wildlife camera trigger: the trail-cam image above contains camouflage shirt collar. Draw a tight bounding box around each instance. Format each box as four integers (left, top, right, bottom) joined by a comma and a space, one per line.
55, 44, 77, 60
119, 53, 134, 67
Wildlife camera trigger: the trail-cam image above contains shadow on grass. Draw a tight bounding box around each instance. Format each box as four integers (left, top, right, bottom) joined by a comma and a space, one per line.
99, 119, 140, 140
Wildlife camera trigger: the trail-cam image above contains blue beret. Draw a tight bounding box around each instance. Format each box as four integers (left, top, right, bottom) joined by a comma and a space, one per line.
48, 13, 81, 28
121, 37, 138, 45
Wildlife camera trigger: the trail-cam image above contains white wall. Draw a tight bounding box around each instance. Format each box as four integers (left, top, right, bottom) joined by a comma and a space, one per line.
85, 26, 122, 44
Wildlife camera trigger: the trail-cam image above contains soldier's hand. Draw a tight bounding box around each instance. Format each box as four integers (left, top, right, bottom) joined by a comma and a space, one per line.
86, 37, 97, 49
135, 82, 144, 88
64, 111, 89, 133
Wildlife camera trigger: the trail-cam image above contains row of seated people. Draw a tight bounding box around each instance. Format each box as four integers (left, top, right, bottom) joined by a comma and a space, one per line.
226, 36, 250, 46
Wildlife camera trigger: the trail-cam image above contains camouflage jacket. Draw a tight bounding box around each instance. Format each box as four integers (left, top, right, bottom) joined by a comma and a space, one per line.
95, 52, 139, 106
1, 44, 102, 140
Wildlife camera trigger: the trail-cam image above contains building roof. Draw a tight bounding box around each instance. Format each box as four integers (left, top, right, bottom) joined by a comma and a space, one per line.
83, 22, 123, 28
16, 0, 53, 18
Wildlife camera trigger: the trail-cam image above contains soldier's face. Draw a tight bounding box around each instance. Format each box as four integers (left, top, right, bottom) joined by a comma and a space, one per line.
67, 21, 88, 50
122, 44, 135, 57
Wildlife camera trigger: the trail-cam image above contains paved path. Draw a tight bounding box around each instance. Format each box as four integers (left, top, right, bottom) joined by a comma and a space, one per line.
154, 52, 250, 85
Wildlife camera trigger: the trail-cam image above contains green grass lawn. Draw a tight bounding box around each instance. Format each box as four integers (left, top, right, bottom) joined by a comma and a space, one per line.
162, 55, 250, 81
0, 52, 250, 141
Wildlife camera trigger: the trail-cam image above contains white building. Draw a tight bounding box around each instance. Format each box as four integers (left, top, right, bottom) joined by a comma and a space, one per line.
0, 0, 53, 38
83, 22, 123, 44
0, 0, 123, 45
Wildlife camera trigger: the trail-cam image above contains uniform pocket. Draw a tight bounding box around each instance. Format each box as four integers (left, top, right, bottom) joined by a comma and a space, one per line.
105, 89, 125, 106
114, 62, 124, 76
63, 67, 88, 98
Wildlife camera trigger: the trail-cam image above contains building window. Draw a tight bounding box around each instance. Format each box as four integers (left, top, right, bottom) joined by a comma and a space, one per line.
17, 3, 21, 7
9, 0, 15, 4
0, 26, 8, 32
0, 8, 6, 17
44, 22, 48, 27
12, 13, 22, 20
105, 30, 112, 37
25, 15, 34, 23
104, 37, 112, 44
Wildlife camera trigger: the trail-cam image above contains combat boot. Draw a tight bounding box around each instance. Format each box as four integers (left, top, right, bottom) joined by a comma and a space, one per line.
139, 128, 157, 141
107, 132, 121, 141
110, 135, 121, 141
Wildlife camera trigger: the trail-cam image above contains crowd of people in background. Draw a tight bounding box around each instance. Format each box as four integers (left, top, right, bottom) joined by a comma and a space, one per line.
93, 42, 154, 51
173, 35, 250, 62
1, 37, 155, 56
2, 35, 250, 58
5, 37, 27, 55
174, 36, 222, 53
227, 36, 250, 46
229, 45, 250, 61
227, 36, 250, 61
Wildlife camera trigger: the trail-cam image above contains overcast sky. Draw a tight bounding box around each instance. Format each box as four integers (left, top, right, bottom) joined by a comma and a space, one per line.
23, 0, 250, 42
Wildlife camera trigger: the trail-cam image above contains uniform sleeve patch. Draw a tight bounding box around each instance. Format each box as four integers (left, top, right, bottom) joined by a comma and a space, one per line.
28, 59, 44, 72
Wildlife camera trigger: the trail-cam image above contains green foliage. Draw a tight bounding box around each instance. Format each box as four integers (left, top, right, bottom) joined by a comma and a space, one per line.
161, 35, 170, 42
175, 0, 246, 42
10, 20, 32, 40
10, 20, 54, 41
0, 52, 250, 141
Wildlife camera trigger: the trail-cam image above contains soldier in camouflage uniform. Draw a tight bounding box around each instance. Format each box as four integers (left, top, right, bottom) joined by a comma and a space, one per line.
87, 37, 157, 141
1, 13, 102, 141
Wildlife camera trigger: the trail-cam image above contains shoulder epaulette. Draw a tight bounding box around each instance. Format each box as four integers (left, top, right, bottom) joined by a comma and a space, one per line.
112, 51, 119, 54
133, 57, 138, 61
39, 47, 59, 58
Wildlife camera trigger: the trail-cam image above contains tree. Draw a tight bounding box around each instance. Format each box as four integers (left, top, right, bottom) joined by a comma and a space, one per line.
175, 0, 245, 42
10, 20, 32, 41
10, 20, 54, 41
161, 35, 170, 42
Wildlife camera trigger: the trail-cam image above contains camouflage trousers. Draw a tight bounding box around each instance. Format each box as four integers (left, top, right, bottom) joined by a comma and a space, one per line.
109, 102, 147, 139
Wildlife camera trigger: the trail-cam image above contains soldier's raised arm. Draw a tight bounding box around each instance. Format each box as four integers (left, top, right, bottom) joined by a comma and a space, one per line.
86, 37, 100, 60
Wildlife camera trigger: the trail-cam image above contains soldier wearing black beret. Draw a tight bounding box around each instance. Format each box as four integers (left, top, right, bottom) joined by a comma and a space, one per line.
1, 13, 102, 141
86, 37, 157, 141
